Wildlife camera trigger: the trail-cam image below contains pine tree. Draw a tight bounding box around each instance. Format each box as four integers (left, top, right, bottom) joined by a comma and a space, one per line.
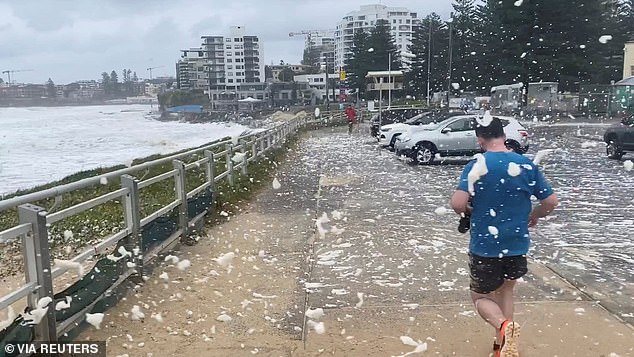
367, 19, 401, 73
46, 78, 57, 98
345, 30, 371, 97
452, 0, 479, 92
101, 72, 111, 95
408, 13, 450, 100
110, 70, 119, 94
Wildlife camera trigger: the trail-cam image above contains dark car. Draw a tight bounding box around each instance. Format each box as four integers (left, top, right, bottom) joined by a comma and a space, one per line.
603, 113, 634, 159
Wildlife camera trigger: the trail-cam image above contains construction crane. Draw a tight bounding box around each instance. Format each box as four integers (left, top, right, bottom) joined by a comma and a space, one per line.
288, 29, 334, 48
146, 66, 165, 81
1, 69, 34, 85
289, 29, 335, 69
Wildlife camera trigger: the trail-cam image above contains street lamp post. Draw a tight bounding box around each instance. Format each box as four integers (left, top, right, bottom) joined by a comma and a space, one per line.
446, 12, 454, 107
388, 52, 392, 108
427, 17, 432, 107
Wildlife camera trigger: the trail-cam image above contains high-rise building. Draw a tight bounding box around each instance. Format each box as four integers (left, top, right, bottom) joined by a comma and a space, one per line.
303, 33, 336, 71
177, 26, 266, 108
176, 48, 208, 90
334, 4, 422, 70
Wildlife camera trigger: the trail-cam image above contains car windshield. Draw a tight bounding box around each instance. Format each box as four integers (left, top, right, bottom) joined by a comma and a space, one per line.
404, 113, 436, 125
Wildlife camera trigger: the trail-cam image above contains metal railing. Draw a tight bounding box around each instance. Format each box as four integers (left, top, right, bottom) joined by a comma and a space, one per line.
0, 112, 343, 343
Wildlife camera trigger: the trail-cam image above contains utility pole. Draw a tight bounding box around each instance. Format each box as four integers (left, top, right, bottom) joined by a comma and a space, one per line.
446, 12, 454, 107
325, 65, 330, 111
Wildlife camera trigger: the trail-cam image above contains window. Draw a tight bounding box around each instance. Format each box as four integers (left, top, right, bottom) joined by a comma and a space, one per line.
406, 19, 410, 24
228, 79, 233, 83
399, 19, 402, 24
631, 65, 634, 76
226, 45, 231, 49
237, 79, 243, 83
445, 118, 476, 132
225, 38, 231, 42
234, 37, 240, 42
228, 72, 234, 77
393, 19, 397, 23
227, 58, 232, 63
227, 65, 233, 69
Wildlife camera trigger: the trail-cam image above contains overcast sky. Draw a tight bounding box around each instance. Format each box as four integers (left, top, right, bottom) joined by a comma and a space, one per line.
0, 1, 452, 84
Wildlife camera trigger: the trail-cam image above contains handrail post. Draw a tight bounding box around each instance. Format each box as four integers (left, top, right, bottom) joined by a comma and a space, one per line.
225, 143, 235, 187
251, 136, 258, 160
204, 150, 216, 194
18, 204, 57, 342
239, 138, 248, 175
172, 160, 189, 241
121, 175, 142, 277
265, 132, 270, 153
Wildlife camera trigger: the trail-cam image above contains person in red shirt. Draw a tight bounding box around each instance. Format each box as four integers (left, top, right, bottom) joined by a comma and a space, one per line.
345, 104, 357, 135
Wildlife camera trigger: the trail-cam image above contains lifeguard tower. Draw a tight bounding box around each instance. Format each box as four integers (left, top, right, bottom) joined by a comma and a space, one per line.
366, 70, 404, 127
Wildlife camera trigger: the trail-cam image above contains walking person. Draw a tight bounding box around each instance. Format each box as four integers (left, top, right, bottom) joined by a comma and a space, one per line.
450, 116, 558, 357
345, 104, 357, 135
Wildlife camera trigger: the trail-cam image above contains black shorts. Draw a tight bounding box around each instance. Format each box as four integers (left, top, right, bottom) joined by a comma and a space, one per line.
468, 253, 528, 294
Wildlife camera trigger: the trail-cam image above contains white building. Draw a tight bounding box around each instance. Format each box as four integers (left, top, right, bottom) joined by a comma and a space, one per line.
294, 73, 339, 102
304, 34, 336, 70
334, 4, 421, 70
177, 26, 266, 108
176, 48, 208, 90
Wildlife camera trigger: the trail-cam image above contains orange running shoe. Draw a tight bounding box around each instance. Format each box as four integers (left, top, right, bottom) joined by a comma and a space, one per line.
495, 320, 521, 357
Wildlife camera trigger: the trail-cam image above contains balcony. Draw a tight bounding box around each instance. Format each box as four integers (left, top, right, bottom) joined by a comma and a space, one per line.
202, 37, 223, 44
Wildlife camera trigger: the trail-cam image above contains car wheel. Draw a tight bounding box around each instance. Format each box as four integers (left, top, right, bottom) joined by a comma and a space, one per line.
389, 135, 400, 151
414, 143, 436, 165
606, 141, 624, 160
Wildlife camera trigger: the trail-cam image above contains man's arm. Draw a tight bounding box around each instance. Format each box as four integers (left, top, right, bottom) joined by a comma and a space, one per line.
450, 190, 470, 215
528, 193, 558, 227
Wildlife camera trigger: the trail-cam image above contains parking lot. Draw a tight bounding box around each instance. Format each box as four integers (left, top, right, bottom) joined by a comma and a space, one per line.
308, 119, 634, 323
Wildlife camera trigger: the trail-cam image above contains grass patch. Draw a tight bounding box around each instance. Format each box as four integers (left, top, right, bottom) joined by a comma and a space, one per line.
0, 131, 302, 277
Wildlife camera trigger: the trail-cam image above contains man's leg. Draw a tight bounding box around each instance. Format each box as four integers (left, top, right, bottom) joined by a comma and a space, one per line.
471, 288, 508, 330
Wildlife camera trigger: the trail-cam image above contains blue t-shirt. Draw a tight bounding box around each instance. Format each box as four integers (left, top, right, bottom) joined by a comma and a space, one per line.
457, 152, 554, 258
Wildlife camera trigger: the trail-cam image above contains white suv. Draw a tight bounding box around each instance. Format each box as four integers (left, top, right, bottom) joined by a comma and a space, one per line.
378, 112, 434, 149
393, 114, 529, 164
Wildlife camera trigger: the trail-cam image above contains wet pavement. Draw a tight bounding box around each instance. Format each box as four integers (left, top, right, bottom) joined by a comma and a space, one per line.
300, 121, 634, 325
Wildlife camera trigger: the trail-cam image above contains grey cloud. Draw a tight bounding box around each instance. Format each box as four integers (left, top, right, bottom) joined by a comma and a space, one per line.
0, 0, 451, 83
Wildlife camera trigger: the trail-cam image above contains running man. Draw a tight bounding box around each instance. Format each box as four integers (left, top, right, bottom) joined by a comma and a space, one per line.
345, 104, 357, 135
450, 116, 558, 357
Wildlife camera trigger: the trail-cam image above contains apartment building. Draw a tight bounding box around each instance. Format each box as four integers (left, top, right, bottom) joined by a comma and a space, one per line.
304, 34, 336, 70
176, 48, 208, 90
267, 64, 314, 81
177, 26, 266, 108
334, 4, 421, 70
294, 73, 339, 102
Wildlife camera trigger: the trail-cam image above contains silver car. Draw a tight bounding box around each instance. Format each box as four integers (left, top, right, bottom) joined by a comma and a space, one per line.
394, 115, 529, 164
